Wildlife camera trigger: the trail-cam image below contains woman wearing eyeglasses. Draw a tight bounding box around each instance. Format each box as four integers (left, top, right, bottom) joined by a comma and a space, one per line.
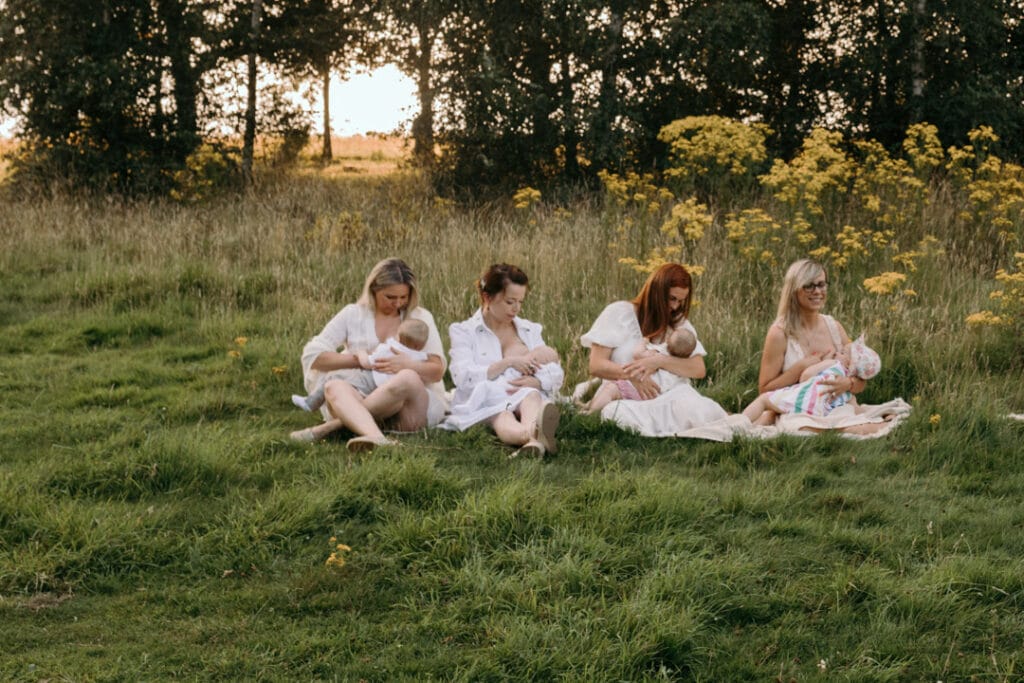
756, 259, 861, 399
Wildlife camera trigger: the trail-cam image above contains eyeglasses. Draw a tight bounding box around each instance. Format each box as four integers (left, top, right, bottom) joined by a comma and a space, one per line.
801, 281, 828, 292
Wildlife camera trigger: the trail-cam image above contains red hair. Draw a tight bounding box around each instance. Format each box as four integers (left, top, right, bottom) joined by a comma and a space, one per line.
632, 263, 692, 341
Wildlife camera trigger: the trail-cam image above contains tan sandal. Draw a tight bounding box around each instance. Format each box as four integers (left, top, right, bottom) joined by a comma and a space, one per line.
535, 401, 560, 454
511, 439, 545, 459
290, 427, 324, 443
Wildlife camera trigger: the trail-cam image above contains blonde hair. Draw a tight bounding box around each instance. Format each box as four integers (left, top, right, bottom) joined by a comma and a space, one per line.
357, 258, 419, 313
397, 319, 429, 350
777, 259, 826, 338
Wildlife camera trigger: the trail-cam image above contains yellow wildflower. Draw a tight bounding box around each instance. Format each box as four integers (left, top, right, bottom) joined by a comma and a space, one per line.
863, 272, 907, 296
272, 365, 288, 375
965, 310, 1004, 326
929, 414, 941, 426
227, 350, 242, 359
234, 336, 248, 347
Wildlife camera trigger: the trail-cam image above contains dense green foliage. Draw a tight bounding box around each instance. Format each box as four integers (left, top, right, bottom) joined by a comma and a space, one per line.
2, 155, 1023, 678
2, 1, 1023, 193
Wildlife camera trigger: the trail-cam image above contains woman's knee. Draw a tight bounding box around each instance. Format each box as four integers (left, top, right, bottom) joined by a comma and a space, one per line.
389, 369, 426, 394
323, 379, 359, 404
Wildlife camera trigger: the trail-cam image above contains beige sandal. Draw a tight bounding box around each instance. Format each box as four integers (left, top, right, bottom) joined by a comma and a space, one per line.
511, 439, 545, 459
346, 435, 400, 453
290, 427, 324, 443
535, 401, 560, 454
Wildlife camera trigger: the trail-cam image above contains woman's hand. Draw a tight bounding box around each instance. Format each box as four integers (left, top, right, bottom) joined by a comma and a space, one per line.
356, 351, 372, 370
504, 355, 540, 376
818, 374, 854, 399
372, 349, 412, 375
631, 376, 660, 400
507, 376, 542, 391
622, 354, 662, 382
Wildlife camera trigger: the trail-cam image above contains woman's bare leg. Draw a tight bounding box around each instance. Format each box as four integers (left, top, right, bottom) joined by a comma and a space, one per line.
323, 379, 387, 441
491, 410, 532, 446
362, 369, 430, 432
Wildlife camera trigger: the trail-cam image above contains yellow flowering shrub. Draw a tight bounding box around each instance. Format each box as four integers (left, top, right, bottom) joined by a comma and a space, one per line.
512, 186, 542, 209
618, 246, 683, 274
968, 252, 1024, 332
759, 128, 854, 216
598, 170, 674, 213
902, 123, 944, 179
660, 196, 712, 243
852, 139, 926, 232
658, 116, 772, 193
863, 271, 907, 296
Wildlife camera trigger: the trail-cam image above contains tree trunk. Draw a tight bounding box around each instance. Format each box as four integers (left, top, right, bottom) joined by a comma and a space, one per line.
321, 63, 333, 161
156, 0, 200, 162
242, 0, 262, 186
911, 0, 926, 122
412, 20, 435, 168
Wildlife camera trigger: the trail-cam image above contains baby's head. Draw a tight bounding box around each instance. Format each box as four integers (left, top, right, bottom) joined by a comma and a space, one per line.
844, 334, 881, 379
397, 319, 429, 351
666, 327, 697, 358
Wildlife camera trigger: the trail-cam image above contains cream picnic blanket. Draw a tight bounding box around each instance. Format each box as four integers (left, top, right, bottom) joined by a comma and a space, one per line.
672, 398, 913, 442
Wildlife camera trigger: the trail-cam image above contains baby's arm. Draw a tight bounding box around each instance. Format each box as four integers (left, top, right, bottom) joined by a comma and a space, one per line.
798, 358, 836, 382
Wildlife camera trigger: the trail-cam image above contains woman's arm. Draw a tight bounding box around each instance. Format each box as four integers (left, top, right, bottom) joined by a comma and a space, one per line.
625, 352, 706, 381
588, 343, 627, 381
371, 351, 445, 383
757, 326, 824, 393
303, 305, 363, 374
817, 319, 864, 396
311, 351, 364, 372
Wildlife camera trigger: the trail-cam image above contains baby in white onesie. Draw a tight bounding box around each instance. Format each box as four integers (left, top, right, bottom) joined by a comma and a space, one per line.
291, 318, 430, 412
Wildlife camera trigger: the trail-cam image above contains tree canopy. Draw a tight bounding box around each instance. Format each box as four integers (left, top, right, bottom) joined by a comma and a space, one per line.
1, 0, 1022, 194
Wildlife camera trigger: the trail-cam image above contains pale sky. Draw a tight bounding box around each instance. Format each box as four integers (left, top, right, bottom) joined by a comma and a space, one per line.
323, 65, 417, 136
0, 65, 418, 139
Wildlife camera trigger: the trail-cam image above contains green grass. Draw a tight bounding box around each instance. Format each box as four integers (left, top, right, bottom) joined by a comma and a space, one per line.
2, 172, 1024, 680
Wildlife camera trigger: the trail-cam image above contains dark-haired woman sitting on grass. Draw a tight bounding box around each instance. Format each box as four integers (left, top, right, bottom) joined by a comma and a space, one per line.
441, 264, 564, 458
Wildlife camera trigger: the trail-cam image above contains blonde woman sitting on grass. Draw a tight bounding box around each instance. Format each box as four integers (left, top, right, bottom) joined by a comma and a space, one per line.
753, 258, 895, 435
291, 258, 447, 452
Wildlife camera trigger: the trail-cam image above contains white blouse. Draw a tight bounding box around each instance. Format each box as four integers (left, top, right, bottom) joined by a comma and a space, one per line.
580, 300, 706, 366
300, 303, 446, 398
448, 308, 564, 406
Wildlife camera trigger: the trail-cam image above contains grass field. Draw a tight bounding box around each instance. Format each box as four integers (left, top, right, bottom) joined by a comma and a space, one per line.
2, 134, 1024, 680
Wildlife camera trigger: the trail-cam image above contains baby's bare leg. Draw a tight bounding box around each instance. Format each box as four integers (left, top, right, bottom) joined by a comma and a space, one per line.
742, 394, 779, 424
582, 381, 621, 415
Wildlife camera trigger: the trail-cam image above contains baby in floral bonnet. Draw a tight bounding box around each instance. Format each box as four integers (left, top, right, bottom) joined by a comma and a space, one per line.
743, 334, 881, 425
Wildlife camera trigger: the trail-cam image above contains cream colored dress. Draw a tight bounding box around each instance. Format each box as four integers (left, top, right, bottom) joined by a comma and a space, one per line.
580, 301, 727, 436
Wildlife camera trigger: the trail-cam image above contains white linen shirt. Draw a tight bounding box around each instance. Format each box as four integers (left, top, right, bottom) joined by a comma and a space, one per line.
448, 308, 564, 406
300, 303, 446, 398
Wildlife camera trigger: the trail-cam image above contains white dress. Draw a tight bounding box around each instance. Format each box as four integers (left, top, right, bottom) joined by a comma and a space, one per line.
580, 300, 727, 436
441, 309, 564, 431
300, 303, 449, 426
